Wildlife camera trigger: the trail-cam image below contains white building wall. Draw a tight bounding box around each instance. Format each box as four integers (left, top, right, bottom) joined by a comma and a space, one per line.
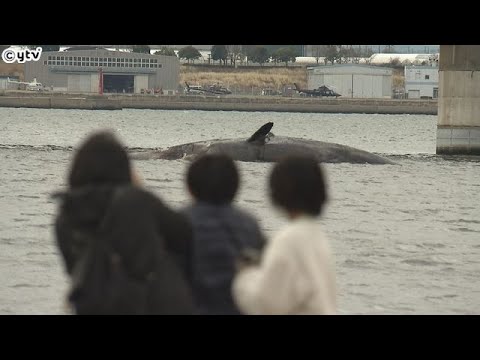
67, 75, 91, 93
90, 74, 99, 93
307, 65, 392, 98
134, 75, 149, 94
382, 75, 392, 97
308, 73, 324, 89
405, 66, 439, 98
324, 74, 351, 97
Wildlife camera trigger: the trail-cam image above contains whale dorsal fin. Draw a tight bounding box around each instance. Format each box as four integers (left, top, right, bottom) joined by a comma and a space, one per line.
247, 122, 274, 144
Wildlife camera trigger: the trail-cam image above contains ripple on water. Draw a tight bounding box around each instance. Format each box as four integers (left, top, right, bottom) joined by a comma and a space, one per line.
401, 258, 452, 267
1, 109, 479, 314
450, 227, 479, 233
145, 178, 174, 183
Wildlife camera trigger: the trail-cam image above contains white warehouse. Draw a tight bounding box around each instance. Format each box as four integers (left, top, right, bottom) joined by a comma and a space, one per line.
307, 64, 393, 98
404, 66, 439, 99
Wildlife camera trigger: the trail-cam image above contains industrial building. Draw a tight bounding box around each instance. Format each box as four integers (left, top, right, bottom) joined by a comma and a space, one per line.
23, 47, 179, 94
307, 64, 393, 98
404, 66, 439, 99
0, 76, 20, 90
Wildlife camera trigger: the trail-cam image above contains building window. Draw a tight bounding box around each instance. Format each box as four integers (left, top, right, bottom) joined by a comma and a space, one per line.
44, 60, 47, 65
425, 75, 430, 80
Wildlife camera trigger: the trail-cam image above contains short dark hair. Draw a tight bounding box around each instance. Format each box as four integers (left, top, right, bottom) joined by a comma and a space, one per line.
187, 154, 239, 205
269, 155, 328, 216
68, 131, 131, 188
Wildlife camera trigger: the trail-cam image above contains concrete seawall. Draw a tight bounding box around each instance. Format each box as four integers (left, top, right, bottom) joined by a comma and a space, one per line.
0, 92, 438, 114
0, 95, 122, 110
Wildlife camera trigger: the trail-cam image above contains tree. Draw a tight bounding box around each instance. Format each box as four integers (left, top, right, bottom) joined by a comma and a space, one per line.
349, 46, 362, 64
248, 46, 269, 66
226, 45, 242, 66
154, 46, 176, 56
311, 45, 327, 64
132, 45, 151, 54
211, 45, 228, 65
178, 46, 201, 64
363, 46, 374, 57
28, 45, 60, 52
383, 45, 396, 53
242, 45, 255, 65
337, 45, 349, 64
272, 47, 297, 66
389, 57, 401, 67
324, 45, 339, 65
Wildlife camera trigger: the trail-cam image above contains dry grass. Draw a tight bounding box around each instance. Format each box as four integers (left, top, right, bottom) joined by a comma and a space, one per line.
392, 68, 404, 89
180, 65, 307, 91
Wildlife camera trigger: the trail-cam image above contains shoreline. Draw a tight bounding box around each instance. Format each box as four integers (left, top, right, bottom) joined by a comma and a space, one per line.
0, 91, 438, 114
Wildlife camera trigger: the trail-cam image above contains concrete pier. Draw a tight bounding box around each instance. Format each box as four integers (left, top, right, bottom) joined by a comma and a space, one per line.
437, 45, 480, 155
0, 91, 438, 115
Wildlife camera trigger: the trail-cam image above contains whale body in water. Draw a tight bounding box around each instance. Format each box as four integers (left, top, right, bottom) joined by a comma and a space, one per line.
130, 122, 395, 165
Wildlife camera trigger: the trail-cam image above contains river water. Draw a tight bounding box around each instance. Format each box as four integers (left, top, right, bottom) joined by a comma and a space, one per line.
0, 108, 479, 315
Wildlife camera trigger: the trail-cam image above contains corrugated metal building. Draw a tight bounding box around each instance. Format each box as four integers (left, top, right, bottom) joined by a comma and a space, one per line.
24, 48, 179, 94
404, 66, 439, 99
0, 76, 20, 90
307, 64, 393, 98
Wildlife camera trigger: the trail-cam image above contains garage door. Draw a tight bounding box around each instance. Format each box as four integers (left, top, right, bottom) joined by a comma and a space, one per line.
68, 75, 91, 93
134, 75, 149, 94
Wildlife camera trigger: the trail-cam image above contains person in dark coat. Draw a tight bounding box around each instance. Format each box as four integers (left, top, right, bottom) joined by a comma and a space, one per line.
182, 154, 266, 315
54, 130, 194, 314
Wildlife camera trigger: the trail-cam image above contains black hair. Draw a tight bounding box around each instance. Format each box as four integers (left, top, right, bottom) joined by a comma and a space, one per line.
187, 154, 239, 205
269, 155, 328, 216
68, 131, 131, 188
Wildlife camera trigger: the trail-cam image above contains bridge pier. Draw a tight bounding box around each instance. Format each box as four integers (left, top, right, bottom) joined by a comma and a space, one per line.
437, 45, 480, 155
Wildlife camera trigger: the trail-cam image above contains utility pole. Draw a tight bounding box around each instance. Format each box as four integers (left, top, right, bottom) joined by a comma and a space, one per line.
351, 74, 354, 98
98, 67, 103, 95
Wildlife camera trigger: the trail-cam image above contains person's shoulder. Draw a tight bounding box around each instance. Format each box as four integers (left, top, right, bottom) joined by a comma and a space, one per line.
109, 185, 166, 213
231, 206, 260, 224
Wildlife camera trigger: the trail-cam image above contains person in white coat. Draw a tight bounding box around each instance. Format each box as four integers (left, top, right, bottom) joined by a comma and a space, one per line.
232, 155, 336, 315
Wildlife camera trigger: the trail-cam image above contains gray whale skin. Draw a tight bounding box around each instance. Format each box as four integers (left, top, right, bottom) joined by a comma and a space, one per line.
130, 122, 395, 165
